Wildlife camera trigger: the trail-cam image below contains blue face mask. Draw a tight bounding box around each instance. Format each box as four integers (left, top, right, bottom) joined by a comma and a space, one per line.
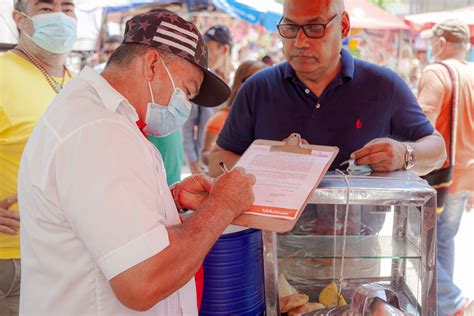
341, 159, 372, 176
145, 59, 192, 138
22, 12, 77, 54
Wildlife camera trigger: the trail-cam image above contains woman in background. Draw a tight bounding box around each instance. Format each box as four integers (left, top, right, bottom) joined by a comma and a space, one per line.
201, 60, 267, 166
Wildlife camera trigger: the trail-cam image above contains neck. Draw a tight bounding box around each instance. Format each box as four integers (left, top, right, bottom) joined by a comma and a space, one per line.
214, 68, 229, 83
16, 38, 67, 77
102, 67, 147, 121
296, 56, 342, 97
446, 51, 467, 62
213, 55, 231, 83
437, 47, 467, 63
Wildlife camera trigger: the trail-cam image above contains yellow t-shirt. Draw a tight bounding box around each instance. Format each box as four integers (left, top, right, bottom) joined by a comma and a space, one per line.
0, 51, 71, 259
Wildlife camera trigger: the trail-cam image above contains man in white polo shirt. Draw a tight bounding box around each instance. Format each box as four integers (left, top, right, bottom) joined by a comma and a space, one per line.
17, 9, 255, 315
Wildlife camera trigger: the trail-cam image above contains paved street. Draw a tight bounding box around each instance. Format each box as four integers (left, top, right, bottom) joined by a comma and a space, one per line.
454, 209, 474, 299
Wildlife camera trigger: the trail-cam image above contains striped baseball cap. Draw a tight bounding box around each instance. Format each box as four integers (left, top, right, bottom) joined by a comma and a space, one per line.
123, 9, 230, 107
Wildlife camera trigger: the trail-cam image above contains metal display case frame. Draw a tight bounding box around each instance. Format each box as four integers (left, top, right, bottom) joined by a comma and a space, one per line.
262, 171, 437, 316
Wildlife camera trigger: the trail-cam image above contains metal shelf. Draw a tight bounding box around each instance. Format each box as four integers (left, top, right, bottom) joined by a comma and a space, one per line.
277, 235, 421, 259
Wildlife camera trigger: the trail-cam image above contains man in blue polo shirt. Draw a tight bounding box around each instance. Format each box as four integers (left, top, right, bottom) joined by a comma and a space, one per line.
209, 0, 445, 177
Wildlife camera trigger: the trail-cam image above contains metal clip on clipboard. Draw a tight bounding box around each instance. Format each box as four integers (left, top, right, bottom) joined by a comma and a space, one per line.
270, 133, 312, 155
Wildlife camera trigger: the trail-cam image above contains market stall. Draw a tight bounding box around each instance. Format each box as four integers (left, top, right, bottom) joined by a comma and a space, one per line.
263, 171, 437, 315
342, 0, 412, 80
404, 6, 474, 36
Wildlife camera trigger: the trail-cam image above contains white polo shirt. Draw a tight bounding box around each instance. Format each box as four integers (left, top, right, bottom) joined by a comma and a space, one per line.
17, 67, 197, 315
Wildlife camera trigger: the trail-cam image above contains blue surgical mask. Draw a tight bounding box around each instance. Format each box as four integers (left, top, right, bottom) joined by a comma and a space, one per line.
145, 59, 192, 137
341, 159, 372, 176
22, 12, 77, 54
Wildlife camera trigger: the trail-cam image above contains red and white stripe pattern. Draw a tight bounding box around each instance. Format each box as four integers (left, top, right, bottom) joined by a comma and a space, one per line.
153, 21, 199, 57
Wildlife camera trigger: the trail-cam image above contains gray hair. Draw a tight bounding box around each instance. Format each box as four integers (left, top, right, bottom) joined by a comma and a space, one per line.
14, 0, 28, 12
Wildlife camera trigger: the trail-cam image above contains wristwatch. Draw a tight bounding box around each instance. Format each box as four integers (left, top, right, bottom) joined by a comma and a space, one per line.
402, 143, 416, 170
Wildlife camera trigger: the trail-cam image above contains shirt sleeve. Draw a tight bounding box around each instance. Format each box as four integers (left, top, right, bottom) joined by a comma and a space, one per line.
389, 71, 435, 141
205, 110, 228, 134
216, 85, 255, 155
55, 120, 171, 280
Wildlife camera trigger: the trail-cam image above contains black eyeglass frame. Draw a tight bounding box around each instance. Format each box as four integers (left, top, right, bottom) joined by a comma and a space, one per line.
277, 14, 339, 39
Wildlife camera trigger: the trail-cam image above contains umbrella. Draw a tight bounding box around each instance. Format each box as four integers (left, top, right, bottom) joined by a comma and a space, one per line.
344, 0, 409, 30
404, 6, 474, 35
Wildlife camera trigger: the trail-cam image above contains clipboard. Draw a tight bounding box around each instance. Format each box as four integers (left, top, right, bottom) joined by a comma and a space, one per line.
231, 133, 339, 233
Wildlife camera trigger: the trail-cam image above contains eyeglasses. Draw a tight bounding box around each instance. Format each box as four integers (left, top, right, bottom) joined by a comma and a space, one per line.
277, 14, 338, 39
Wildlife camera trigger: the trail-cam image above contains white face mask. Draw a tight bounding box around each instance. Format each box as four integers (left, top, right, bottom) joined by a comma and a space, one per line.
21, 12, 77, 54
145, 58, 192, 138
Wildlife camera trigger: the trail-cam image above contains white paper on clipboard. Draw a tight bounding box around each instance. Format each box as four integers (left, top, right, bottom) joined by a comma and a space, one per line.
234, 138, 336, 221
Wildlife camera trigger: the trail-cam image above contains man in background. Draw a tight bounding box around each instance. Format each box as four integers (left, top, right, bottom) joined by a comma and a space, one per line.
182, 25, 234, 175
418, 19, 474, 316
203, 24, 233, 82
0, 0, 76, 314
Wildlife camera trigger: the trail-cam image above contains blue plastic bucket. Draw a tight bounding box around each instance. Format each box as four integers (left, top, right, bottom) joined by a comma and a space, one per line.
200, 228, 265, 316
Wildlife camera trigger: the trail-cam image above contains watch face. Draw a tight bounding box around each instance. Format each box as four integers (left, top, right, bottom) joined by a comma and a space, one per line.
405, 144, 415, 169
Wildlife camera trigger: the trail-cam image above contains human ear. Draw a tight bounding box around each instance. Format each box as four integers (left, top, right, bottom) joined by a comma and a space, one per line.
341, 11, 351, 39
12, 9, 28, 31
223, 44, 231, 55
143, 50, 161, 82
439, 37, 447, 48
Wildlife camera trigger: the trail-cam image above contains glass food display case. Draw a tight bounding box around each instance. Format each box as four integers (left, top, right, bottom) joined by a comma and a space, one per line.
262, 171, 437, 316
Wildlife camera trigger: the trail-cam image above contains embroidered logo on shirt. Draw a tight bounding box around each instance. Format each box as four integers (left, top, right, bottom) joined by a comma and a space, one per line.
356, 118, 362, 129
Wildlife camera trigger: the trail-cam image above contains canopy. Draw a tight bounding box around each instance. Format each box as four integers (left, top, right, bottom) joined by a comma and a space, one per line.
404, 6, 474, 35
73, 0, 191, 50
211, 0, 282, 32
102, 0, 183, 13
213, 0, 409, 32
344, 0, 409, 30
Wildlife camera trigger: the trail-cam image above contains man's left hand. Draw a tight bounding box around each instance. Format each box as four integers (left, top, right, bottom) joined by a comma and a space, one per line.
172, 175, 213, 210
351, 138, 406, 172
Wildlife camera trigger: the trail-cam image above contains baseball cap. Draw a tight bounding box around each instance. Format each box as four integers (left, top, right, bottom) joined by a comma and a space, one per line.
420, 19, 470, 44
203, 25, 233, 47
123, 9, 230, 107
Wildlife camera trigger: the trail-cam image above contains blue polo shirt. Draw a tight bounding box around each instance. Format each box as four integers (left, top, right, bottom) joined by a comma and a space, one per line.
217, 49, 434, 170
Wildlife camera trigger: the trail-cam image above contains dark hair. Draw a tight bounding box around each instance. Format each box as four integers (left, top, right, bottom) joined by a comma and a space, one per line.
226, 60, 267, 108
106, 43, 175, 68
